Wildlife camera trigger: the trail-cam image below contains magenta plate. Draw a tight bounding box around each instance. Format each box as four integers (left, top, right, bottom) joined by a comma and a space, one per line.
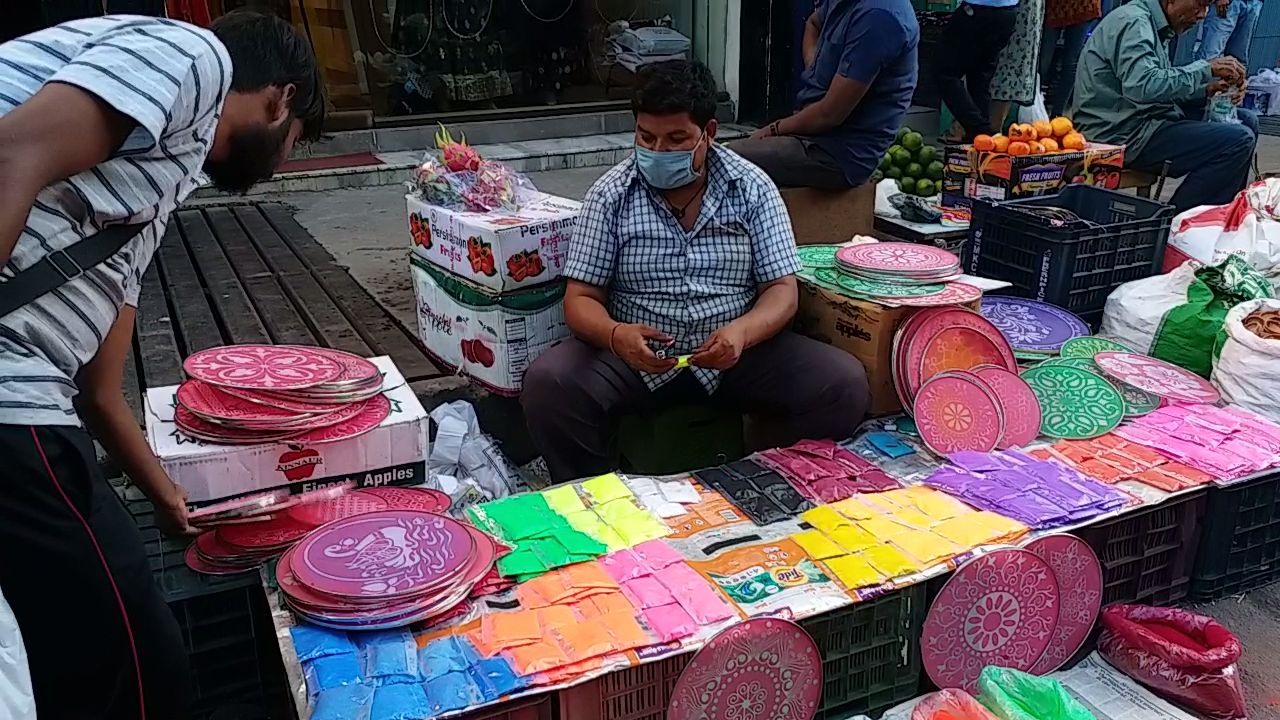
289, 394, 391, 445
287, 490, 389, 527
360, 487, 452, 514
189, 489, 290, 523
219, 386, 349, 414
177, 380, 310, 423
290, 510, 474, 600
184, 345, 344, 390
1025, 534, 1102, 674
668, 618, 823, 720
312, 348, 381, 387
914, 373, 1004, 455
894, 281, 983, 308
922, 549, 1061, 692
1093, 352, 1221, 405
836, 242, 959, 273
185, 544, 256, 576
973, 366, 1043, 448
215, 515, 314, 552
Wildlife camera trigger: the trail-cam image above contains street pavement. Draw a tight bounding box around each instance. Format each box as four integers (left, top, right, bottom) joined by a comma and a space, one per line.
265, 135, 1280, 719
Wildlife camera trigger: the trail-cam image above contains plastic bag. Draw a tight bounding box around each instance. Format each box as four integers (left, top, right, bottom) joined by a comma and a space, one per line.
1099, 255, 1272, 377
356, 629, 419, 686
1213, 298, 1280, 421
312, 684, 373, 720
912, 689, 999, 719
977, 666, 1097, 720
1017, 79, 1050, 125
1098, 604, 1247, 720
428, 400, 523, 506
1204, 92, 1242, 124
1166, 178, 1280, 280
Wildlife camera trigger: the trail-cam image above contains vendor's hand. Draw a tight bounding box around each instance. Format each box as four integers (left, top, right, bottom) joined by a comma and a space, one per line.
1209, 56, 1246, 86
749, 125, 773, 141
611, 323, 678, 374
690, 324, 748, 370
154, 483, 199, 538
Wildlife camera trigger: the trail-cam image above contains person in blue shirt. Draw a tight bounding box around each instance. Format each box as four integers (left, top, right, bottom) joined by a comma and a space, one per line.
733, 0, 920, 189
1196, 0, 1263, 67
935, 0, 1021, 140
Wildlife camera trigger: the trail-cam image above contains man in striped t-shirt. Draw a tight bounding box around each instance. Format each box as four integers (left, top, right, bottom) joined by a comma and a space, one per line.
0, 12, 324, 718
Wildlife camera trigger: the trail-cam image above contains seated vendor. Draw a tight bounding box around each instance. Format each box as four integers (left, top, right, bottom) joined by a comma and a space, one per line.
732, 0, 919, 190
521, 60, 870, 484
1070, 0, 1256, 212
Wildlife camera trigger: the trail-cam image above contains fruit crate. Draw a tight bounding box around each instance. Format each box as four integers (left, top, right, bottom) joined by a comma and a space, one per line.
800, 584, 925, 719
555, 653, 691, 720
1191, 471, 1280, 601
1071, 489, 1207, 606
964, 185, 1174, 326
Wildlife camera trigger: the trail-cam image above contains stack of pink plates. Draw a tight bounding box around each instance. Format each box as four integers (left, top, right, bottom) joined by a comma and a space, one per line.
276, 510, 498, 630
176, 345, 389, 445
186, 486, 452, 576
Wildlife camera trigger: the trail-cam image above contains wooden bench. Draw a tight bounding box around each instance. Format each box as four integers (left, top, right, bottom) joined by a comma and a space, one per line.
1118, 161, 1171, 200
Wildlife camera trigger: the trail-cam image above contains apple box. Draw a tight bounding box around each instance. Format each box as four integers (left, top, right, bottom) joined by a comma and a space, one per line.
406, 192, 581, 293
144, 356, 429, 505
412, 256, 569, 397
941, 142, 1125, 222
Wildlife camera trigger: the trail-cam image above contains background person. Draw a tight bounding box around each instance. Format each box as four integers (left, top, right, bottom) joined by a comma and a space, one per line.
1039, 0, 1101, 117
935, 0, 1020, 141
1195, 0, 1263, 66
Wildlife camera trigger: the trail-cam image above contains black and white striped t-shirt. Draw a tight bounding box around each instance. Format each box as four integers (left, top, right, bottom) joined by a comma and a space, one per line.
0, 16, 230, 426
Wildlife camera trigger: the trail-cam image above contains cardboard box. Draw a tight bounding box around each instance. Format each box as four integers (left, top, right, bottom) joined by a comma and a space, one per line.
406, 192, 581, 293
412, 257, 568, 397
145, 357, 429, 505
942, 143, 1125, 221
793, 279, 980, 416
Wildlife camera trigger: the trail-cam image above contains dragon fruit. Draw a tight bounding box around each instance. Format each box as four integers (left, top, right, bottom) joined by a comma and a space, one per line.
435, 123, 481, 173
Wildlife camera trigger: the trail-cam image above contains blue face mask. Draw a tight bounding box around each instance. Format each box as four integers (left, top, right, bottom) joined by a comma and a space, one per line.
634, 132, 707, 190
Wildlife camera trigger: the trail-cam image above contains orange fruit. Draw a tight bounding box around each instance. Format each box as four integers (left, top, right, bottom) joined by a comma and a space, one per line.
1007, 141, 1031, 156
1032, 119, 1054, 139
1028, 141, 1046, 154
973, 134, 996, 151
1062, 132, 1086, 151
1040, 137, 1060, 152
1051, 116, 1074, 137
1008, 123, 1038, 141
992, 135, 1011, 153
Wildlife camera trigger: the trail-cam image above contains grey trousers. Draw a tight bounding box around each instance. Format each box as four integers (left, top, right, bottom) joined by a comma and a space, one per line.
520, 330, 870, 483
731, 136, 852, 190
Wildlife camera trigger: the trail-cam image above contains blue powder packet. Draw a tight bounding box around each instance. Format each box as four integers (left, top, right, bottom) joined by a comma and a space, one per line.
312, 684, 374, 720
305, 653, 363, 696
358, 629, 419, 686
419, 636, 473, 681
291, 624, 356, 663
371, 682, 432, 720
470, 656, 525, 700
426, 671, 481, 714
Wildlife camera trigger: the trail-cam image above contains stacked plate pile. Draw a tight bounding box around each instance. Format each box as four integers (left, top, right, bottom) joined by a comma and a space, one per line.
979, 297, 1090, 363
795, 243, 983, 308
892, 307, 1042, 456
176, 345, 389, 445
185, 486, 452, 576
276, 510, 498, 631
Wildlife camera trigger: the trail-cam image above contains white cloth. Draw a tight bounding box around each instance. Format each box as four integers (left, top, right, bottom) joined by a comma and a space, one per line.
0, 589, 34, 719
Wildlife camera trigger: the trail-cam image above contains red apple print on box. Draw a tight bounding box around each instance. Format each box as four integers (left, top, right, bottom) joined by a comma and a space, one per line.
278, 445, 322, 482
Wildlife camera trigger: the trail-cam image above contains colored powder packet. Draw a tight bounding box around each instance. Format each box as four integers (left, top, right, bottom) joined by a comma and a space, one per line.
801, 505, 850, 532
829, 524, 878, 552
425, 671, 483, 715
371, 682, 432, 720
542, 485, 586, 514
622, 575, 675, 609
496, 548, 547, 578
469, 656, 525, 700
527, 536, 572, 568
632, 539, 684, 569
305, 653, 363, 696
582, 473, 633, 503
506, 640, 571, 676
643, 603, 698, 643
311, 684, 373, 720
553, 622, 619, 661
863, 544, 918, 578
291, 624, 356, 663
357, 629, 419, 685
793, 529, 845, 560
824, 554, 883, 589
418, 637, 472, 681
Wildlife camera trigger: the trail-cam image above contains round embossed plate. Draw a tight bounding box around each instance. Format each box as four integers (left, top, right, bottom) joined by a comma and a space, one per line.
185, 544, 257, 575
836, 273, 945, 299
290, 510, 474, 600
973, 366, 1042, 448
906, 308, 1018, 402
1059, 336, 1133, 359
360, 486, 452, 513
177, 381, 311, 423
218, 386, 351, 414
1093, 352, 1221, 404
312, 348, 381, 389
288, 394, 391, 445
914, 373, 1005, 455
667, 618, 824, 720
1035, 358, 1161, 417
893, 282, 983, 308
216, 515, 314, 552
1020, 365, 1125, 440
1025, 534, 1103, 675
922, 549, 1061, 692
796, 244, 839, 269
837, 242, 959, 274
184, 345, 344, 390
287, 489, 390, 527
980, 297, 1090, 353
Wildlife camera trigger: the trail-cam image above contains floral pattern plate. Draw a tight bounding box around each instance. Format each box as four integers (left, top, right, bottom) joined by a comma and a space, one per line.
922, 549, 1060, 692
973, 366, 1042, 448
914, 372, 1005, 455
1025, 534, 1103, 674
1093, 352, 1221, 404
981, 297, 1090, 353
668, 618, 823, 720
836, 242, 959, 274
184, 345, 344, 390
1020, 365, 1125, 439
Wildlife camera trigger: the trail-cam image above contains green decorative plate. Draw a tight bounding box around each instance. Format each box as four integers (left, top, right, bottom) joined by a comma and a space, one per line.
834, 273, 945, 299
1031, 357, 1159, 417
1059, 336, 1133, 359
1020, 365, 1125, 440
796, 245, 840, 269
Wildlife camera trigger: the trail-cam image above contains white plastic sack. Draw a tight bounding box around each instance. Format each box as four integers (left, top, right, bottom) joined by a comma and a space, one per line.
1246, 69, 1280, 116
1166, 179, 1280, 281
428, 400, 522, 506
1099, 262, 1199, 354
1017, 79, 1050, 124
1212, 298, 1280, 422
0, 589, 34, 720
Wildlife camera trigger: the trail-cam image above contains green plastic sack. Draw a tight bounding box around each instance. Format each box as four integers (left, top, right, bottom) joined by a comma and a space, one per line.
976, 666, 1097, 720
1151, 255, 1272, 378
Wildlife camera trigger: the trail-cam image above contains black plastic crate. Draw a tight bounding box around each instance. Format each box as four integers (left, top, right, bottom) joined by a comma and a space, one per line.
800, 584, 925, 719
964, 185, 1175, 325
1191, 472, 1280, 600
1071, 489, 1207, 606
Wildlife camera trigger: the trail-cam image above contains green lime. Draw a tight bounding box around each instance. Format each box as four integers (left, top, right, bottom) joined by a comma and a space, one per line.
902, 131, 924, 151
885, 165, 903, 179
905, 162, 924, 179
878, 155, 892, 171
891, 147, 912, 167
926, 160, 945, 181
896, 126, 911, 142
917, 145, 938, 165
898, 177, 917, 195
915, 178, 936, 196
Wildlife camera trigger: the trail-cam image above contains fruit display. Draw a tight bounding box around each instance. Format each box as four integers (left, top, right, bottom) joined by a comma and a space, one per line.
878, 127, 945, 197
972, 116, 1086, 156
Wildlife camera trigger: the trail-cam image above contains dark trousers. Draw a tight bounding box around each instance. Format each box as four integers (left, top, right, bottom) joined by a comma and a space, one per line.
1131, 108, 1258, 212
731, 136, 853, 189
935, 4, 1019, 138
0, 425, 190, 720
520, 331, 870, 483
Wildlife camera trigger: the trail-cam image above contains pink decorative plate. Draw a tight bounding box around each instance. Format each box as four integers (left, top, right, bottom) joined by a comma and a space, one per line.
1025, 534, 1102, 674
189, 489, 290, 524
903, 308, 1018, 403
177, 381, 309, 423
668, 618, 824, 720
837, 242, 959, 273
313, 348, 381, 388
288, 394, 391, 444
290, 510, 474, 600
174, 407, 305, 444
973, 366, 1043, 448
184, 544, 255, 575
287, 489, 389, 527
1092, 352, 1221, 404
218, 386, 348, 414
184, 345, 344, 390
894, 282, 983, 308
914, 373, 1004, 455
215, 515, 314, 552
360, 486, 452, 513
922, 549, 1061, 692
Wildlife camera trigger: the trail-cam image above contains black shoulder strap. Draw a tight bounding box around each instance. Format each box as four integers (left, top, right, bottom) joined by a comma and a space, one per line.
0, 222, 148, 319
